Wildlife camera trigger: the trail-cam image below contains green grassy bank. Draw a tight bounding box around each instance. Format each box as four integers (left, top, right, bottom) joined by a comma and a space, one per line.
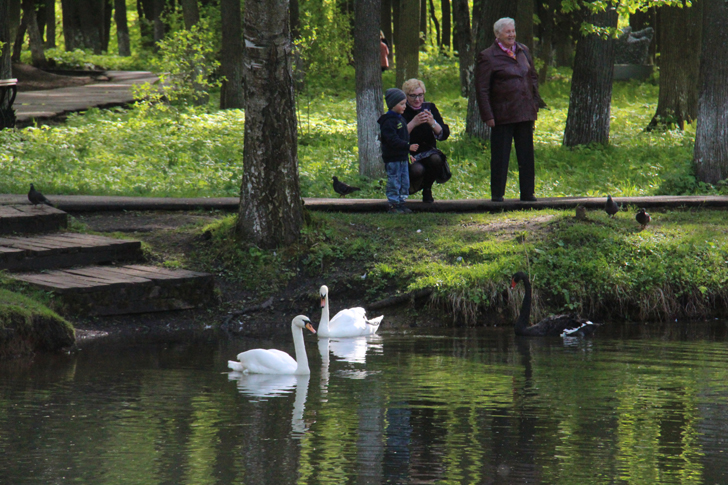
194, 207, 728, 325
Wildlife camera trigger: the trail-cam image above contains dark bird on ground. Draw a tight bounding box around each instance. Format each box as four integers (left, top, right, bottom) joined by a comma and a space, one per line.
636, 208, 651, 229
510, 272, 600, 337
28, 184, 54, 208
605, 195, 619, 217
332, 176, 361, 197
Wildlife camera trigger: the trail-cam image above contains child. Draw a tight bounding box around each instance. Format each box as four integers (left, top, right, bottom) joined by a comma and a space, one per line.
378, 88, 419, 213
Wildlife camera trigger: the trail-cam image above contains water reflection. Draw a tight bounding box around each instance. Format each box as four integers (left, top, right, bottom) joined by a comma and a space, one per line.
318, 335, 384, 364
2, 323, 728, 484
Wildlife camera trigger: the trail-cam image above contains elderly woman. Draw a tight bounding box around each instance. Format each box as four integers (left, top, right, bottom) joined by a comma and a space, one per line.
475, 17, 541, 202
401, 78, 451, 203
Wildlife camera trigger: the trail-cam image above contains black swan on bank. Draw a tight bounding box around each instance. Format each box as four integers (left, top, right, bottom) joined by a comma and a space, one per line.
510, 272, 599, 337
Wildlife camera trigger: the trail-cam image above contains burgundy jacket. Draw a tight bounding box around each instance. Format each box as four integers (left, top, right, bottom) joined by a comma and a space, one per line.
475, 41, 541, 125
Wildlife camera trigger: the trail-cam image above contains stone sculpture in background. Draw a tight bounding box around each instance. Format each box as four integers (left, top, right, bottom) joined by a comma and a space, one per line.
614, 27, 654, 65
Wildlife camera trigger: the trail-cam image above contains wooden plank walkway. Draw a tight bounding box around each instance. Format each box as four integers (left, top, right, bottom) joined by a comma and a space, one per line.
0, 204, 67, 235
0, 233, 142, 271
12, 265, 215, 316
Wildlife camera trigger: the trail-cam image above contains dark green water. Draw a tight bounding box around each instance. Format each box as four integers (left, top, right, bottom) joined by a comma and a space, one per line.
2, 322, 728, 484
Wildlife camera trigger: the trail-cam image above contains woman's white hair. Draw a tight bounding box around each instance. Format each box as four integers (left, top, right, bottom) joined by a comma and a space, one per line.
493, 17, 515, 36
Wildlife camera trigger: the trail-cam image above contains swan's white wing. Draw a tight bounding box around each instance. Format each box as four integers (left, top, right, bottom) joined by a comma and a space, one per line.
234, 348, 298, 374
328, 307, 380, 337
366, 315, 384, 326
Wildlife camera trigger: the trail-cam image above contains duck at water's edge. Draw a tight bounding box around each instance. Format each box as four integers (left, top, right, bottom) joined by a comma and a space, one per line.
510, 272, 600, 337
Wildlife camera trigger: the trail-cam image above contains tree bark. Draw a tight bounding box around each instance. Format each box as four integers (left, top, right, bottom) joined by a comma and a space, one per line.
428, 0, 440, 47
452, 0, 471, 97
102, 0, 112, 52
61, 0, 104, 53
115, 0, 131, 56
44, 0, 55, 47
693, 0, 728, 184
395, 0, 419, 86
153, 0, 166, 46
12, 13, 25, 62
237, 0, 303, 249
354, 0, 384, 178
181, 0, 200, 29
22, 0, 47, 67
647, 1, 701, 130
420, 0, 426, 44
441, 0, 450, 51
220, 0, 244, 109
465, 0, 513, 140
562, 4, 618, 147
0, 0, 14, 80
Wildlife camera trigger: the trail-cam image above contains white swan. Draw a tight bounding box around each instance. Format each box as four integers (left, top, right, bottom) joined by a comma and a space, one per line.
227, 315, 316, 375
318, 285, 383, 338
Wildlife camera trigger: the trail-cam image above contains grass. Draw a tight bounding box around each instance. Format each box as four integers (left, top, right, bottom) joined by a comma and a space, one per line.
0, 55, 713, 199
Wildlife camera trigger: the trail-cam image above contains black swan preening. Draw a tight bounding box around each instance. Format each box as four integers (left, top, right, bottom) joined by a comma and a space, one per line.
510, 272, 600, 337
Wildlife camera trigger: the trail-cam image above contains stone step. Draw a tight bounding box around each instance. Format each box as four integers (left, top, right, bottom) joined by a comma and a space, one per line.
0, 233, 143, 271
11, 264, 215, 316
0, 205, 67, 235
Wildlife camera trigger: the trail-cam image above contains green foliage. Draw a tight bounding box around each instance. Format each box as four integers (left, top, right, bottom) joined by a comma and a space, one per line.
39, 48, 151, 71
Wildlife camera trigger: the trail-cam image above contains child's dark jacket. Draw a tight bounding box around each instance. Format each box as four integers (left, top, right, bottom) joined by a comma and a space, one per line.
378, 111, 410, 163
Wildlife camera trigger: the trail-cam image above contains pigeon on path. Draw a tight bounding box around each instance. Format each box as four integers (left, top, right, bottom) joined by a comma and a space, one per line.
28, 184, 54, 209
636, 208, 651, 229
332, 176, 361, 197
605, 195, 619, 217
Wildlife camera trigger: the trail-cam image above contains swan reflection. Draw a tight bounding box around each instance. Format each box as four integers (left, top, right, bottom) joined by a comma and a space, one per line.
318, 335, 383, 364
228, 372, 311, 436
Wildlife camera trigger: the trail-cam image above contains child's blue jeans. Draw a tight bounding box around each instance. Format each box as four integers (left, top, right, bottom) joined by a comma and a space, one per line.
386, 161, 410, 206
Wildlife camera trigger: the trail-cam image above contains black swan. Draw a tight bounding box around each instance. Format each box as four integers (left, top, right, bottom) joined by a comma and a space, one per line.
510, 272, 599, 337
605, 195, 619, 217
636, 208, 651, 229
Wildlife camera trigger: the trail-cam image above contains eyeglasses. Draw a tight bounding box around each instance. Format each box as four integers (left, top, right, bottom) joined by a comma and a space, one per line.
407, 93, 425, 99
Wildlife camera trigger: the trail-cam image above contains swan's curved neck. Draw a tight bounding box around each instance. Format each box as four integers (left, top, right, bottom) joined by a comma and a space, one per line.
292, 323, 310, 374
515, 279, 532, 332
319, 295, 330, 335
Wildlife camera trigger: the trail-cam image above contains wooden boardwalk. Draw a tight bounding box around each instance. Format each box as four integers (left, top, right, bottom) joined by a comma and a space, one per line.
0, 203, 215, 316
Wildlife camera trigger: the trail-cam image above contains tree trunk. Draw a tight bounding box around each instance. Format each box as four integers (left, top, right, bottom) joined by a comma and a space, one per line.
44, 0, 55, 48
428, 0, 440, 47
693, 0, 728, 184
395, 0, 419, 86
12, 11, 26, 62
153, 0, 166, 46
181, 0, 200, 29
516, 0, 533, 52
22, 0, 47, 67
465, 0, 513, 139
237, 0, 303, 249
0, 0, 14, 80
102, 0, 112, 52
536, 0, 556, 83
115, 0, 131, 56
355, 0, 384, 178
61, 0, 104, 53
647, 1, 701, 130
452, 0, 471, 97
419, 0, 426, 44
220, 0, 244, 109
137, 0, 155, 49
290, 0, 299, 39
441, 0, 450, 51
562, 4, 618, 147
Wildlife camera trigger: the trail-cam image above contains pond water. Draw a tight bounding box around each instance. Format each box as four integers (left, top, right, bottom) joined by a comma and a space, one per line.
2, 322, 728, 484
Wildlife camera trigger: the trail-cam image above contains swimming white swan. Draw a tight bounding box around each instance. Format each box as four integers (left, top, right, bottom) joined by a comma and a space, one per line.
318, 285, 383, 338
227, 315, 316, 375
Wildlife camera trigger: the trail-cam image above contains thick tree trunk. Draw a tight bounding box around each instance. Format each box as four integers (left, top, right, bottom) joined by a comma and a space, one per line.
562, 5, 618, 147
355, 0, 384, 178
452, 0, 471, 97
44, 0, 55, 48
0, 0, 14, 80
220, 0, 244, 109
516, 0, 533, 52
395, 0, 419, 86
237, 0, 303, 249
22, 0, 47, 67
693, 0, 728, 184
647, 1, 701, 130
61, 0, 104, 53
465, 0, 513, 140
115, 0, 131, 56
181, 0, 200, 29
441, 0, 450, 51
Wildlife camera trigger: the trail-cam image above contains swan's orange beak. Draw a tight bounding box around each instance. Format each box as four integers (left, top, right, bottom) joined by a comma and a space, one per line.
510, 279, 516, 289
306, 322, 317, 334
